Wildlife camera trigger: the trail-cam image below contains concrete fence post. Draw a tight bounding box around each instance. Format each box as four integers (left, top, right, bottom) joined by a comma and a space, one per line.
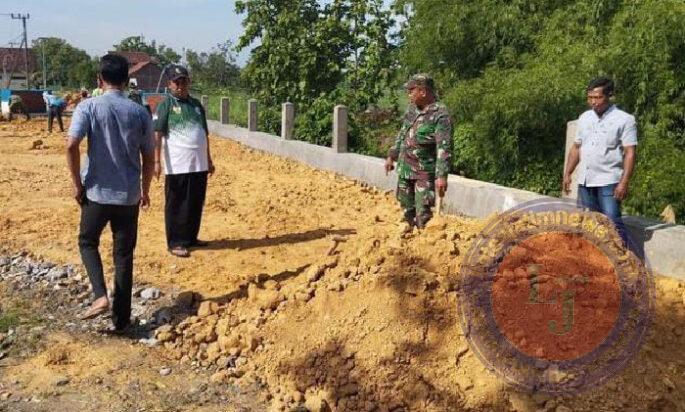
562, 120, 579, 200
332, 105, 348, 153
281, 102, 294, 140
248, 99, 258, 132
201, 95, 209, 114
220, 97, 230, 125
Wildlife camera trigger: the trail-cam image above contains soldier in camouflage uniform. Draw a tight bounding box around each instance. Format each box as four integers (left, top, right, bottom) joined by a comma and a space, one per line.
8, 94, 30, 121
385, 74, 453, 228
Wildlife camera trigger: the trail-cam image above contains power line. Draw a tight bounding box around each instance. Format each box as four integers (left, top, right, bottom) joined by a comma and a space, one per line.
9, 13, 30, 88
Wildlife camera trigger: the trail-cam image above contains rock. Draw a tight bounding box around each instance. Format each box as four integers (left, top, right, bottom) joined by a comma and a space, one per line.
245, 335, 260, 352
248, 284, 282, 310
159, 367, 172, 376
140, 287, 162, 301
337, 383, 359, 397
46, 267, 67, 281
216, 356, 234, 369
176, 291, 195, 308
54, 376, 70, 386
197, 301, 219, 317
304, 390, 331, 412
663, 377, 676, 390
210, 371, 229, 384
30, 139, 43, 150
327, 281, 343, 292
138, 338, 159, 347
290, 390, 303, 403
234, 357, 248, 368
555, 406, 572, 412
156, 331, 175, 343
0, 392, 10, 401
306, 264, 325, 283
295, 289, 313, 302
264, 280, 280, 291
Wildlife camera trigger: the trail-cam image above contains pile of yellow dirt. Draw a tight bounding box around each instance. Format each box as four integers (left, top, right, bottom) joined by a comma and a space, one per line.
157, 213, 685, 412
1, 119, 684, 412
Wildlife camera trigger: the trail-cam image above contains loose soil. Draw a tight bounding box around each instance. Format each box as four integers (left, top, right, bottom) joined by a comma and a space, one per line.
1, 119, 684, 412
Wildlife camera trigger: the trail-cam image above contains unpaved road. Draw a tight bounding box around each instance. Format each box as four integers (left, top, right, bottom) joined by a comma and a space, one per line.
1, 119, 684, 412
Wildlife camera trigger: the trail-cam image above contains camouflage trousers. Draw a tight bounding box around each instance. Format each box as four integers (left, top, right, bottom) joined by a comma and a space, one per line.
396, 176, 435, 228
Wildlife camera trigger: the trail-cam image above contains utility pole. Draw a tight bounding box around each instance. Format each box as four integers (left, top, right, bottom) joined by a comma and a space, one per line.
37, 37, 49, 89
10, 13, 31, 89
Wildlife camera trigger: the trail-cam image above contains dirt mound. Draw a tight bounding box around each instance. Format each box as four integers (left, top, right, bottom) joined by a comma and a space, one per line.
157, 213, 685, 411
1, 120, 684, 411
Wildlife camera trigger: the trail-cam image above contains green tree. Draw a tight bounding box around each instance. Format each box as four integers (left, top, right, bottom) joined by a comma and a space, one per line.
397, 0, 685, 222
235, 0, 396, 140
31, 37, 98, 88
185, 41, 241, 89
113, 35, 181, 67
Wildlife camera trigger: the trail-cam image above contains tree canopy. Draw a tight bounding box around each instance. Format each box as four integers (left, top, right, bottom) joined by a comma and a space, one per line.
113, 35, 181, 67
396, 0, 685, 221
235, 0, 395, 141
31, 37, 98, 89
185, 41, 241, 89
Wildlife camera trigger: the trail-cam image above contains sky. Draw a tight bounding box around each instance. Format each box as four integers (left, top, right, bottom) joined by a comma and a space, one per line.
1, 0, 400, 67
0, 0, 251, 65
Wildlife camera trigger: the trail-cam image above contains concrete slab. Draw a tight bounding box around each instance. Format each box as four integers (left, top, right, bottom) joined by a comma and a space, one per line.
208, 120, 685, 280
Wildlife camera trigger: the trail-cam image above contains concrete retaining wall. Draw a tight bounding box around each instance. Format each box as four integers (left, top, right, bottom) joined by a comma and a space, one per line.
208, 120, 685, 280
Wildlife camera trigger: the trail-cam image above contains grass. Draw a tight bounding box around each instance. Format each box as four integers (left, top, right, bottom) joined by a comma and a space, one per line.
0, 311, 20, 333
193, 87, 250, 127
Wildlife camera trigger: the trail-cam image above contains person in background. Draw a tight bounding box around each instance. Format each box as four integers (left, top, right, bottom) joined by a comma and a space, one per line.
42, 90, 65, 133
8, 94, 30, 121
127, 80, 144, 107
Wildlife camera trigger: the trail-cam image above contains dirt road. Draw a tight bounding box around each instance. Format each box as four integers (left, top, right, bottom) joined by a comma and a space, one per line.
1, 119, 684, 412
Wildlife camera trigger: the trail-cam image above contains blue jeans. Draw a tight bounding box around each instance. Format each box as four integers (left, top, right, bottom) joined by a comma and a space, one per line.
577, 184, 627, 243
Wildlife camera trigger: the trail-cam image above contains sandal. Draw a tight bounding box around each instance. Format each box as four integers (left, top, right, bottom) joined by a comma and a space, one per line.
80, 304, 109, 320
169, 247, 190, 258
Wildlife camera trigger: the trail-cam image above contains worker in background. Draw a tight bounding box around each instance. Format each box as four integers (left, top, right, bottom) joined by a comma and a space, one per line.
42, 90, 66, 133
8, 94, 30, 121
128, 80, 144, 107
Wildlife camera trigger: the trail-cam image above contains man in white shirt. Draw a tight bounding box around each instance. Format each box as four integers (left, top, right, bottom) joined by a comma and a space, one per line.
153, 65, 214, 258
563, 77, 637, 243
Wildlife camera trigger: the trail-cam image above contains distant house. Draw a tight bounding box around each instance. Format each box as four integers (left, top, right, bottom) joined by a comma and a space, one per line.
0, 47, 38, 89
108, 51, 167, 92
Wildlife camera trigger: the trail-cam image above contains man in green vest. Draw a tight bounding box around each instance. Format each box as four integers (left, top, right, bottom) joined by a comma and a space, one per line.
153, 65, 215, 258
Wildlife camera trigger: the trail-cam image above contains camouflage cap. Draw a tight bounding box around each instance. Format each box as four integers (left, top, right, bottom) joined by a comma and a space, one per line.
404, 73, 435, 92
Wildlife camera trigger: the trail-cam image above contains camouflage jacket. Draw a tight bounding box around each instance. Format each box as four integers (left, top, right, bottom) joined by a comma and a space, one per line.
388, 102, 453, 180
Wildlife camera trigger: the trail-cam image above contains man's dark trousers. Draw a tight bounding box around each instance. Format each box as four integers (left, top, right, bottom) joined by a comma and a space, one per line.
78, 199, 139, 330
48, 106, 64, 132
165, 171, 208, 248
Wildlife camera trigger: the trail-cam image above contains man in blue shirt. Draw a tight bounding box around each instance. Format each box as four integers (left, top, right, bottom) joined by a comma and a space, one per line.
43, 90, 65, 133
66, 54, 155, 332
564, 77, 637, 243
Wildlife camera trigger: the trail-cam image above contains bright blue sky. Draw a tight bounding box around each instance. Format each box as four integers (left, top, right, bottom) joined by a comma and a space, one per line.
1, 0, 397, 67
0, 1, 250, 64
